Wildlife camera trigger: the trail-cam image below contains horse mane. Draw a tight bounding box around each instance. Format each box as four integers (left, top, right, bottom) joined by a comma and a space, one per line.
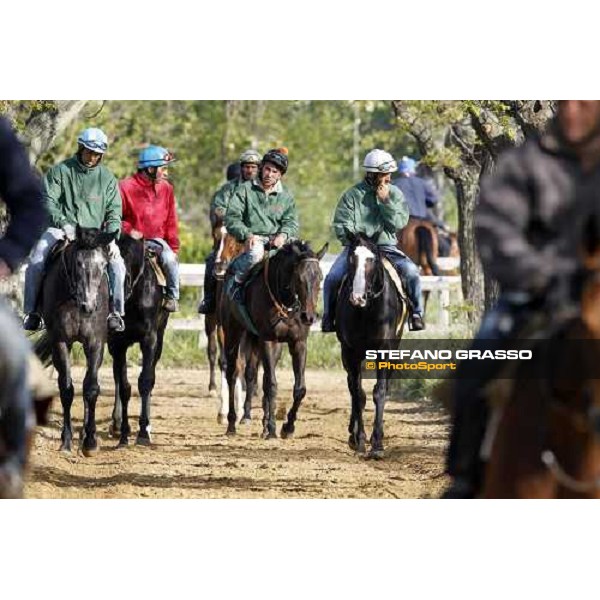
279, 239, 317, 260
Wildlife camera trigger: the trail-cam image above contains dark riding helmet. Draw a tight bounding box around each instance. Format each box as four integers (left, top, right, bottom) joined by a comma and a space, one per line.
262, 147, 289, 174
226, 162, 241, 181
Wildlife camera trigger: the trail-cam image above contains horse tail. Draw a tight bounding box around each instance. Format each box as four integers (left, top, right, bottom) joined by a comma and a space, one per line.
416, 226, 439, 276
32, 331, 53, 368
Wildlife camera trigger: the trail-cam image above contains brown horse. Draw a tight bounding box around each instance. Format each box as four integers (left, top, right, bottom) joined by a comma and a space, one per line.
482, 219, 600, 498
221, 240, 327, 438
397, 217, 440, 276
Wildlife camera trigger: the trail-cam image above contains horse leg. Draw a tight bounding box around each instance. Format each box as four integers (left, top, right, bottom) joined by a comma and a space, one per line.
240, 336, 259, 424
81, 341, 104, 457
343, 347, 367, 455
224, 326, 243, 435
369, 369, 390, 459
217, 324, 229, 424
260, 341, 278, 440
137, 334, 158, 446
206, 313, 218, 394
281, 339, 307, 439
52, 342, 75, 453
111, 343, 131, 446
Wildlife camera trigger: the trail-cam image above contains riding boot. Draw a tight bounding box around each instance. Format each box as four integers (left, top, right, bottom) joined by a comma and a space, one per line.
409, 313, 426, 331
198, 252, 217, 314
321, 291, 338, 333
442, 391, 489, 499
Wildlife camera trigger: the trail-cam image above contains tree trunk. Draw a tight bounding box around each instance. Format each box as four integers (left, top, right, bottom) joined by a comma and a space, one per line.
23, 100, 88, 165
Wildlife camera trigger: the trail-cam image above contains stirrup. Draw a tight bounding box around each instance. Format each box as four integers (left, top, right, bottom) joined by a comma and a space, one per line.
107, 313, 125, 332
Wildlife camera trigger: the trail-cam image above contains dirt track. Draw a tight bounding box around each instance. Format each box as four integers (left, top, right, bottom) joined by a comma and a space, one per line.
26, 366, 449, 498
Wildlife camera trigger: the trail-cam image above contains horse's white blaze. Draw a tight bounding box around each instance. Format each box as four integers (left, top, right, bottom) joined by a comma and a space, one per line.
351, 246, 374, 306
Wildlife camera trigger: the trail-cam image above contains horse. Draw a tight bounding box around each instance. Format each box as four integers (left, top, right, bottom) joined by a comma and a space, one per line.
33, 227, 113, 456
397, 217, 440, 276
336, 233, 408, 459
108, 235, 170, 447
205, 214, 228, 395
481, 217, 600, 498
221, 239, 327, 438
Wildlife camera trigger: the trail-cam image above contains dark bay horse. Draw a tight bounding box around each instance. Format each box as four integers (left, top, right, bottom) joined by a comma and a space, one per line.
221, 240, 327, 438
482, 218, 600, 498
336, 233, 408, 458
33, 227, 113, 456
108, 235, 170, 447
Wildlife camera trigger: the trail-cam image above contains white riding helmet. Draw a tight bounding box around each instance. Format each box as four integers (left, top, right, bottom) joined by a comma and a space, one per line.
239, 149, 262, 165
363, 149, 398, 173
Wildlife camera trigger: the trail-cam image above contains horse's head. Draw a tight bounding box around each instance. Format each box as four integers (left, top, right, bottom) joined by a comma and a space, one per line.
277, 240, 328, 326
345, 232, 381, 308
215, 231, 244, 278
69, 227, 113, 314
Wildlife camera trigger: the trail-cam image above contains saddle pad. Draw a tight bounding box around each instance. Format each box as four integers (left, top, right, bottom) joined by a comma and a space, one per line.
381, 257, 409, 336
148, 255, 167, 287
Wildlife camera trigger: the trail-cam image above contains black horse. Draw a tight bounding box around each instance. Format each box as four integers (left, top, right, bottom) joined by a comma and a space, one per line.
108, 235, 170, 447
33, 227, 114, 456
221, 240, 327, 439
336, 233, 408, 458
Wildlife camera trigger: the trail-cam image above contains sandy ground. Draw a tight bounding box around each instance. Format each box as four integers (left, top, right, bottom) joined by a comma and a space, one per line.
25, 366, 450, 498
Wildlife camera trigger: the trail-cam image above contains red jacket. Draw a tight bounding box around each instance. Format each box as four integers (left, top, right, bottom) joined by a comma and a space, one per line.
119, 172, 180, 253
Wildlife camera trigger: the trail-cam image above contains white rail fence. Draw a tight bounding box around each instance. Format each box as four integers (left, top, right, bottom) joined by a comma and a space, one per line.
174, 256, 462, 345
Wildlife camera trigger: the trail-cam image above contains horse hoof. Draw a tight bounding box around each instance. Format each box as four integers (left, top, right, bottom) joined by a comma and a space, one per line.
82, 445, 99, 458
217, 414, 228, 425
118, 438, 129, 449
369, 449, 385, 460
239, 417, 251, 425
226, 426, 236, 436
262, 431, 277, 440
348, 435, 357, 450
108, 423, 120, 439
136, 435, 152, 447
59, 444, 72, 454
280, 424, 294, 439
208, 388, 218, 398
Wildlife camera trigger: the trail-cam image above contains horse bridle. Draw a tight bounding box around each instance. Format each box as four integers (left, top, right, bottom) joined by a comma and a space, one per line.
264, 255, 320, 322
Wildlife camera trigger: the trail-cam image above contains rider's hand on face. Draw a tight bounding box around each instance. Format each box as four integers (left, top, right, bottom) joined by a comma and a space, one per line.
376, 182, 390, 202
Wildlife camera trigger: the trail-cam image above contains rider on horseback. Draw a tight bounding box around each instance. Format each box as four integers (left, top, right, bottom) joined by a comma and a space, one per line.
198, 148, 262, 314
224, 147, 299, 288
22, 127, 127, 333
119, 145, 181, 312
321, 149, 425, 332
443, 100, 600, 499
0, 116, 47, 497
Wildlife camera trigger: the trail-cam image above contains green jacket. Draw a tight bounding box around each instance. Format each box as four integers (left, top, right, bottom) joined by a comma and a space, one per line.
210, 178, 245, 225
44, 155, 122, 235
225, 179, 299, 242
332, 180, 409, 246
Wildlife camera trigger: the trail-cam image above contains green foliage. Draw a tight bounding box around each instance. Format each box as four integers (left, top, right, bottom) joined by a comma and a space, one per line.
0, 100, 56, 131
37, 101, 423, 251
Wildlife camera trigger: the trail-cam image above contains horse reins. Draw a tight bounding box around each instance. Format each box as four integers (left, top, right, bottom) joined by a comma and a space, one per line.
264, 255, 320, 322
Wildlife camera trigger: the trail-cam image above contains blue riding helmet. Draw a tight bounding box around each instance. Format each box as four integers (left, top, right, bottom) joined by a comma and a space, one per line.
398, 156, 417, 175
138, 145, 176, 169
78, 128, 108, 154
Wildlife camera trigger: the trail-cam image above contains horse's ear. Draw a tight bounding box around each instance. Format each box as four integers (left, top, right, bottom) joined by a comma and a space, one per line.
97, 231, 117, 247
291, 243, 303, 256
344, 228, 356, 245
316, 242, 329, 260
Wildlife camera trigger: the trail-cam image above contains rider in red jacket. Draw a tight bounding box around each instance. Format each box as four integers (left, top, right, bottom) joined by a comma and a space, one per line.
119, 145, 180, 312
